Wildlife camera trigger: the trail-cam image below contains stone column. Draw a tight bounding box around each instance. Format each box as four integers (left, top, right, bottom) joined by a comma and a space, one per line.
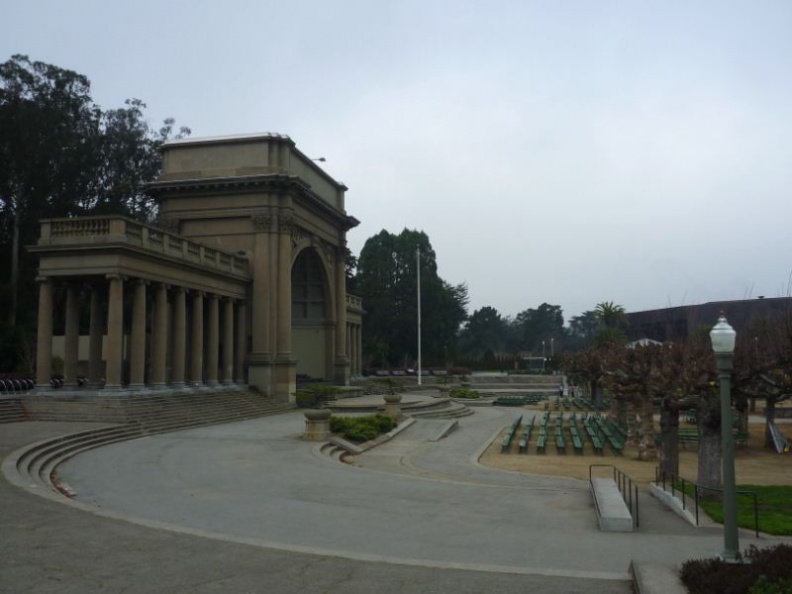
206, 293, 219, 386
35, 277, 54, 389
129, 279, 147, 389
274, 209, 296, 401
234, 301, 247, 384
222, 298, 234, 384
88, 286, 104, 386
171, 287, 187, 388
334, 247, 349, 385
249, 211, 273, 392
105, 274, 124, 390
276, 213, 293, 356
190, 291, 204, 386
63, 283, 80, 388
150, 283, 169, 388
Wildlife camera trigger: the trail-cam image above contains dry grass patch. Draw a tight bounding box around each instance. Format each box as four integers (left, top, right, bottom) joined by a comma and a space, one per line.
481, 417, 792, 487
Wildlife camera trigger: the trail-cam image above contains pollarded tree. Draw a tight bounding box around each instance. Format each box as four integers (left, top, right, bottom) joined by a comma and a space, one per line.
601, 342, 666, 460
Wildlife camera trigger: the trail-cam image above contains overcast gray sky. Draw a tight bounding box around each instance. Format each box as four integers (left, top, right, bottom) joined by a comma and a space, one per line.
4, 0, 792, 323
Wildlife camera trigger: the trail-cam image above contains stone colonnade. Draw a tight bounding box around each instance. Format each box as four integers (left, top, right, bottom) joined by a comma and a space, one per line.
346, 320, 362, 377
35, 275, 247, 391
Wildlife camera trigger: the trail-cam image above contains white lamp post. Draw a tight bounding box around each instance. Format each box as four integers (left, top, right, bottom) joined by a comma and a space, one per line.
710, 313, 739, 562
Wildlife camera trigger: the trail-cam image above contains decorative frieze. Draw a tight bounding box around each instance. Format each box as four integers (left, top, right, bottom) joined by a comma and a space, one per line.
252, 211, 274, 233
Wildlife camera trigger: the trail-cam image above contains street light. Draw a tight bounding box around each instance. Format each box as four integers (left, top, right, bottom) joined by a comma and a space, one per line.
542, 340, 546, 372
710, 312, 739, 562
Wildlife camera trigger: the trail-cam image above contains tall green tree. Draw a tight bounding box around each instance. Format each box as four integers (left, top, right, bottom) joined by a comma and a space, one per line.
458, 306, 509, 358
512, 302, 564, 354
0, 55, 101, 326
567, 310, 599, 350
355, 229, 467, 368
0, 55, 188, 371
593, 301, 628, 346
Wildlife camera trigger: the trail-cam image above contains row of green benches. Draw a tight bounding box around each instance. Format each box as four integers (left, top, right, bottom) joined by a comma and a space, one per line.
501, 412, 623, 455
675, 428, 750, 450
544, 397, 610, 412
501, 415, 523, 451
494, 395, 545, 407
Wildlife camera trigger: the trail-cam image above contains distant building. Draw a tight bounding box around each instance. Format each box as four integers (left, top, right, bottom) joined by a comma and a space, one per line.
626, 297, 792, 342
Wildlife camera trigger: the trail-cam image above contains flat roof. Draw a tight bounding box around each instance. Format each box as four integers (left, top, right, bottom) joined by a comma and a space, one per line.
162, 132, 292, 147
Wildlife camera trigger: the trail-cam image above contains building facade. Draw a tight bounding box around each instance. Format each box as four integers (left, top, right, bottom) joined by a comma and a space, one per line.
31, 133, 362, 401
626, 297, 792, 343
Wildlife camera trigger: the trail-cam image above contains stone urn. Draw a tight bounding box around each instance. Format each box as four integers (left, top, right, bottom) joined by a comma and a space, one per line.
303, 408, 331, 441
383, 393, 402, 419
303, 408, 332, 421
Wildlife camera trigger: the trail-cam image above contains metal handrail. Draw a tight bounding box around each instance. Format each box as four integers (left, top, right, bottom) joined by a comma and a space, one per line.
654, 467, 759, 538
589, 464, 640, 528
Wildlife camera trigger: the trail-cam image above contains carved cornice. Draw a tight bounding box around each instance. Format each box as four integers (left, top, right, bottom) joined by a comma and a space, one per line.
147, 174, 359, 231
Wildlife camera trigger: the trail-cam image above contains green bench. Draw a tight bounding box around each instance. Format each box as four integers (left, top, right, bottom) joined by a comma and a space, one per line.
501, 415, 523, 452
537, 432, 548, 454
678, 429, 699, 450
518, 417, 536, 453
591, 434, 604, 454
555, 433, 566, 454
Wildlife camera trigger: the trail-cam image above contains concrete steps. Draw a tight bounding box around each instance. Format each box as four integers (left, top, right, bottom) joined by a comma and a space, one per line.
319, 442, 352, 463
0, 398, 28, 423
407, 400, 473, 419
5, 389, 294, 499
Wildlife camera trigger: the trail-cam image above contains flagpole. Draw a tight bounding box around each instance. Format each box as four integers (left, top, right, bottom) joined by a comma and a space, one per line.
417, 246, 422, 386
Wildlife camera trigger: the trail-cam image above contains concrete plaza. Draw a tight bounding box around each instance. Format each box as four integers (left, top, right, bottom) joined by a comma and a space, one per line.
2, 398, 784, 593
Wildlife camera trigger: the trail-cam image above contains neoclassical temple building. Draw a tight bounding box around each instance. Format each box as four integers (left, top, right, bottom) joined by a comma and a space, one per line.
30, 133, 363, 402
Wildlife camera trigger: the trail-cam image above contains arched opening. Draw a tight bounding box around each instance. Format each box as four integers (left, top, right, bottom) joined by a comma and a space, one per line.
291, 249, 331, 381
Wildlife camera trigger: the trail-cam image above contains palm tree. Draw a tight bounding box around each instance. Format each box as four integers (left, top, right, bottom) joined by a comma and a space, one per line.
595, 301, 627, 329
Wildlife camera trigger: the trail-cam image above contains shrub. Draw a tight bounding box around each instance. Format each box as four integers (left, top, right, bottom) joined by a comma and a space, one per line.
294, 384, 342, 408
680, 544, 792, 594
329, 414, 397, 443
449, 388, 479, 399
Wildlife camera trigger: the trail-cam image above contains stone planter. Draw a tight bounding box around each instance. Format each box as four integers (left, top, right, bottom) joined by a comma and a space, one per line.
383, 393, 402, 418
303, 408, 331, 441
303, 408, 331, 421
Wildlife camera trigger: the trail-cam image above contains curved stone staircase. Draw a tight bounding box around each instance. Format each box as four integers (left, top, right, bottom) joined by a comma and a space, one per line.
2, 389, 293, 499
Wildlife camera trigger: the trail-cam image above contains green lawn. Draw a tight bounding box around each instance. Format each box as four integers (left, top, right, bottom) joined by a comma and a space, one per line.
684, 485, 792, 535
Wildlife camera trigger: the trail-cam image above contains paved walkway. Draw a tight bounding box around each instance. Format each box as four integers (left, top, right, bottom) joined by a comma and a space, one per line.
1, 397, 785, 593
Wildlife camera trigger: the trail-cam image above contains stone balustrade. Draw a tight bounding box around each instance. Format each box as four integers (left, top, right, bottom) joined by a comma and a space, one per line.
40, 216, 249, 276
